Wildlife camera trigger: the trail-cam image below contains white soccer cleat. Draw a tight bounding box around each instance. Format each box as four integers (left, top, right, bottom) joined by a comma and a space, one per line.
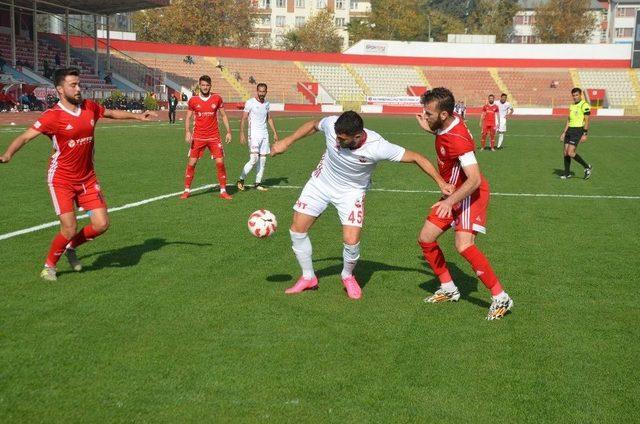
65, 248, 82, 272
40, 266, 57, 282
486, 295, 514, 320
424, 287, 461, 303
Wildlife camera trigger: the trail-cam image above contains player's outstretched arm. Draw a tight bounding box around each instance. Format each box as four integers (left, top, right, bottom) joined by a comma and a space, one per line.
103, 109, 158, 121
239, 112, 249, 145
0, 128, 42, 164
270, 119, 319, 156
268, 114, 279, 142
219, 108, 232, 144
432, 163, 482, 218
400, 149, 454, 195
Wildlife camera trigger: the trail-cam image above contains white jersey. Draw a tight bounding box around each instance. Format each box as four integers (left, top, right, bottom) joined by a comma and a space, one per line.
312, 116, 405, 191
244, 97, 270, 138
497, 101, 513, 119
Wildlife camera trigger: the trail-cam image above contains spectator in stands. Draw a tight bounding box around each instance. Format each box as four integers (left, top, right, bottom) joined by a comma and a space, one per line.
43, 59, 52, 79
19, 93, 30, 111
550, 80, 559, 88
181, 93, 188, 101
215, 60, 224, 70
54, 52, 61, 67
0, 52, 6, 72
168, 94, 178, 124
249, 75, 256, 85
104, 72, 113, 85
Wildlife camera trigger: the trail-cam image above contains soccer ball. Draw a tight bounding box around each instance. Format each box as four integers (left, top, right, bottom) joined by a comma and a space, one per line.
248, 209, 277, 238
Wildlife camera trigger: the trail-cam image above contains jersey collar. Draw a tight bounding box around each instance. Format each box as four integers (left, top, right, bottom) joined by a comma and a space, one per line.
437, 116, 459, 135
199, 94, 212, 102
57, 101, 82, 117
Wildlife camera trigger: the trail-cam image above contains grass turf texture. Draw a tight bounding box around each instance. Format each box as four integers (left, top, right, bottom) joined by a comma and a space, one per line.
1, 116, 639, 422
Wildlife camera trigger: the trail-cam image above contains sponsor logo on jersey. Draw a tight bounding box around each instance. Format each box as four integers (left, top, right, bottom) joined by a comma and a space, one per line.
65, 124, 74, 130
67, 136, 94, 148
440, 146, 446, 156
34, 121, 42, 129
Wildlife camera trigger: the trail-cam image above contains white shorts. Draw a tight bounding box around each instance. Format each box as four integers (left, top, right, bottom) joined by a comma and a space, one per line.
293, 178, 366, 227
498, 119, 507, 133
249, 134, 270, 155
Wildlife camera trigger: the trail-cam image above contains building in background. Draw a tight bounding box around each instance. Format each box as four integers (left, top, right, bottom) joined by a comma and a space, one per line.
252, 0, 371, 50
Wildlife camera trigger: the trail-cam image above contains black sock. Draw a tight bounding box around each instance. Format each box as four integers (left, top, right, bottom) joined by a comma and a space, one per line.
573, 154, 589, 168
564, 156, 571, 175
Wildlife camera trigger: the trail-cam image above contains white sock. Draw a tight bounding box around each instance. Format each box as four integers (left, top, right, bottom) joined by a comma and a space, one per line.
255, 156, 267, 184
492, 291, 509, 301
441, 281, 457, 292
497, 133, 504, 148
341, 242, 360, 279
240, 154, 258, 180
290, 230, 315, 279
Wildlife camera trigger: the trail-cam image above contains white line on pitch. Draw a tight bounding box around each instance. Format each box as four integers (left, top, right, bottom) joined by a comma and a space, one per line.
1, 184, 639, 242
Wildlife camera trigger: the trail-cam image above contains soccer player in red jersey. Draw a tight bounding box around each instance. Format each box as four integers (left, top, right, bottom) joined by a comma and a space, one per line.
415, 87, 513, 320
480, 94, 499, 151
182, 75, 233, 200
0, 68, 157, 281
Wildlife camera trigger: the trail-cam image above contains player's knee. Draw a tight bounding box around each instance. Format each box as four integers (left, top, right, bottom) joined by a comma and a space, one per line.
455, 238, 474, 253
343, 233, 360, 245
93, 219, 110, 234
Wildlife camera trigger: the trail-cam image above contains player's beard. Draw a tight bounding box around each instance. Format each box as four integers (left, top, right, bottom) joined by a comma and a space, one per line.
201, 89, 210, 97
258, 95, 266, 102
66, 93, 83, 105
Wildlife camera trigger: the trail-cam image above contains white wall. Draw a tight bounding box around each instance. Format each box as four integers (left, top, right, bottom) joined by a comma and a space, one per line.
346, 39, 632, 60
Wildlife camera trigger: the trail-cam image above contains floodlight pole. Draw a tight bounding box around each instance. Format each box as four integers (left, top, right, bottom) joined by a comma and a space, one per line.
93, 14, 98, 74
65, 8, 70, 67
10, 0, 16, 67
105, 15, 111, 73
33, 0, 38, 72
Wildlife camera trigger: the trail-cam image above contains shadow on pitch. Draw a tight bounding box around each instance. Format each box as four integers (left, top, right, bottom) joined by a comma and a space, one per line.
552, 168, 575, 177
60, 238, 212, 274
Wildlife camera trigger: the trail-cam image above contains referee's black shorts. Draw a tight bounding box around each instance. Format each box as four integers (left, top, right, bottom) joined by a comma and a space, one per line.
564, 127, 584, 146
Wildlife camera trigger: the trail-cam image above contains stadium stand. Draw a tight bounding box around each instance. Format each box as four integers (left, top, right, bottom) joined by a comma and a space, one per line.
579, 70, 638, 108
304, 63, 365, 102
425, 67, 501, 107
352, 65, 425, 97
498, 68, 573, 107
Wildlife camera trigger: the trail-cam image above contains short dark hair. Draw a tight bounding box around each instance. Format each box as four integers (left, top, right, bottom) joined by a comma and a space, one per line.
199, 75, 212, 84
488, 94, 495, 98
571, 87, 582, 95
334, 111, 364, 136
257, 83, 267, 90
54, 67, 80, 87
501, 93, 507, 97
420, 87, 455, 114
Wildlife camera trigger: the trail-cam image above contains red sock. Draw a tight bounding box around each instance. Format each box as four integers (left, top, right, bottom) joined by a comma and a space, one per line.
45, 233, 71, 268
184, 164, 196, 190
460, 245, 503, 296
216, 162, 227, 191
69, 225, 103, 249
419, 241, 452, 284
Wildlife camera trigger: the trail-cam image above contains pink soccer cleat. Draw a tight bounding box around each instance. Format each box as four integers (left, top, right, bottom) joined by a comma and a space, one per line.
285, 276, 318, 294
341, 275, 362, 299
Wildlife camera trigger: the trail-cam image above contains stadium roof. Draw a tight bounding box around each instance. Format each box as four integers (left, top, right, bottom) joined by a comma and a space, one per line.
13, 0, 169, 15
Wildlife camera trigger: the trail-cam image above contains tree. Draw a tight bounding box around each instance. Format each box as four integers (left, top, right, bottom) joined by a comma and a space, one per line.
424, 0, 479, 22
426, 10, 466, 42
132, 0, 255, 47
467, 0, 520, 42
279, 10, 343, 52
533, 0, 598, 43
368, 0, 428, 41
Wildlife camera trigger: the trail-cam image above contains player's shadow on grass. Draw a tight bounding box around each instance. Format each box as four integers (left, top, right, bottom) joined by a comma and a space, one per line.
417, 258, 491, 308
552, 168, 575, 177
262, 177, 289, 187
61, 238, 212, 274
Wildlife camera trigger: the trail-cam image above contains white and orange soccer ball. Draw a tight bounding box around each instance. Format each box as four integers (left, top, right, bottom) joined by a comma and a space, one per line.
247, 209, 277, 238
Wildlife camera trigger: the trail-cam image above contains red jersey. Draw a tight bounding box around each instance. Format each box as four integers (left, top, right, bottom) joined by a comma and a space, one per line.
482, 103, 499, 126
435, 116, 489, 191
31, 100, 105, 184
188, 94, 224, 141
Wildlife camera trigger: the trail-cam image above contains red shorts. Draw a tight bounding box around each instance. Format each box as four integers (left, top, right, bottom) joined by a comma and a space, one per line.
427, 185, 489, 234
482, 125, 496, 135
189, 138, 224, 159
48, 175, 107, 216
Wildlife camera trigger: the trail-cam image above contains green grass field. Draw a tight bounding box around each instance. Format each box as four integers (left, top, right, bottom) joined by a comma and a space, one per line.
1, 115, 639, 422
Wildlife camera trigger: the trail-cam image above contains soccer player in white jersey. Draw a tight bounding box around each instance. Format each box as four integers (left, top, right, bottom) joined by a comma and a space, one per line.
270, 111, 454, 300
496, 93, 513, 149
237, 83, 279, 191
